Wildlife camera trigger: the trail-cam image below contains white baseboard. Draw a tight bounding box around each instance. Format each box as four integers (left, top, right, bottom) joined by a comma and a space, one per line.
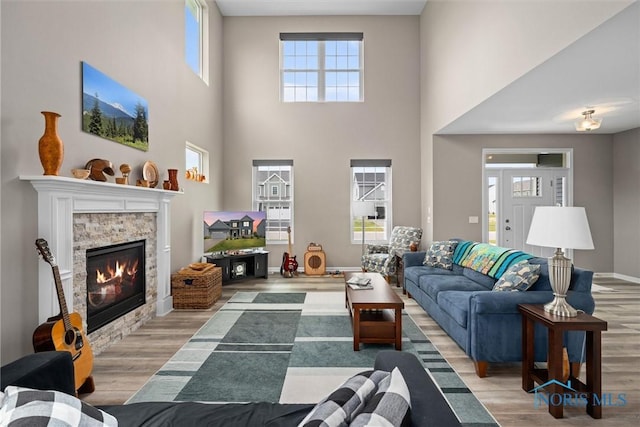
593, 272, 640, 284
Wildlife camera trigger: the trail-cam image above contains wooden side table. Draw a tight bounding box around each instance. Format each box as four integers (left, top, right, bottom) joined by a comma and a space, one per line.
518, 304, 607, 419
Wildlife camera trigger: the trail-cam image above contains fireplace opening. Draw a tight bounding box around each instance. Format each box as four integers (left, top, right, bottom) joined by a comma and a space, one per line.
86, 240, 146, 333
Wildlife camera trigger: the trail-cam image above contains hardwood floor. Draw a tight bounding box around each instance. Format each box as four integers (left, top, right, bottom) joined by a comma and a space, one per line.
83, 275, 640, 426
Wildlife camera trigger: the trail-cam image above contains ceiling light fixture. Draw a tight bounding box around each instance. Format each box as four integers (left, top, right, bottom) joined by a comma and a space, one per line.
574, 109, 602, 132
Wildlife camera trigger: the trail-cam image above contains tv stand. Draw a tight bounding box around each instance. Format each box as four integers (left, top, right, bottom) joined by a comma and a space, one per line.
206, 252, 268, 284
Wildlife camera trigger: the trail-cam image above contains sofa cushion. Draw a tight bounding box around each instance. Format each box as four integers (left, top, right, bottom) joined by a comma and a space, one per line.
492, 261, 540, 292
437, 291, 473, 328
0, 386, 117, 427
418, 274, 487, 302
423, 241, 458, 270
462, 268, 497, 290
349, 368, 411, 427
297, 370, 390, 426
404, 265, 459, 286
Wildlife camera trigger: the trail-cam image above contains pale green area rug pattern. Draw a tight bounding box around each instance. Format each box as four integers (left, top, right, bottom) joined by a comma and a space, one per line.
128, 291, 499, 426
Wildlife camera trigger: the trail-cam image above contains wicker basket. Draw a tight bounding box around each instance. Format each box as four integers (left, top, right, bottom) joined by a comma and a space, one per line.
171, 264, 222, 309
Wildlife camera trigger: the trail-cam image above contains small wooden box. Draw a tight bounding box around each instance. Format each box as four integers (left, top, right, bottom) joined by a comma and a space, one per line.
171, 264, 222, 309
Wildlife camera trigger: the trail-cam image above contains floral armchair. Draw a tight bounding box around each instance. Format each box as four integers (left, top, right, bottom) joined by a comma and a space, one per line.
361, 226, 423, 282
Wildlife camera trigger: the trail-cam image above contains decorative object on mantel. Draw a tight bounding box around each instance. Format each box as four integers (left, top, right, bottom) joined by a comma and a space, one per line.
163, 180, 171, 190
71, 169, 90, 180
142, 161, 159, 188
115, 177, 127, 185
85, 158, 115, 181
136, 179, 149, 187
167, 168, 179, 191
38, 111, 64, 176
119, 163, 131, 185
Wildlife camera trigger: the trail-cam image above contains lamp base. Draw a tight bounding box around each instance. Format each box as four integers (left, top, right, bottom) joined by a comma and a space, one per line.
545, 248, 579, 317
544, 295, 578, 317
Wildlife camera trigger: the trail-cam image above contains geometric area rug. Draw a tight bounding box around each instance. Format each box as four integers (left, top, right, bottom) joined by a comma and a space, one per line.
127, 291, 499, 426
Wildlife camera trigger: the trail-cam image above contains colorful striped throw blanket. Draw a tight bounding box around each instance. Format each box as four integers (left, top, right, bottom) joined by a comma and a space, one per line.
452, 241, 533, 279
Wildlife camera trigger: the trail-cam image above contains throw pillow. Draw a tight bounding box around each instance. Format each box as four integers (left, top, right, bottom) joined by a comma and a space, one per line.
423, 240, 458, 270
0, 386, 117, 427
297, 370, 390, 427
492, 261, 541, 292
350, 367, 411, 427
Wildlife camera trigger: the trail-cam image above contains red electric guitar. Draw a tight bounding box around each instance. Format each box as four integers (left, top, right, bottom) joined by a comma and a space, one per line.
280, 226, 298, 278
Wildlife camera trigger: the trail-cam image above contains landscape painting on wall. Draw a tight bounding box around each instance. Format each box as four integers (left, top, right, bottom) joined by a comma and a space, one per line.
81, 61, 149, 151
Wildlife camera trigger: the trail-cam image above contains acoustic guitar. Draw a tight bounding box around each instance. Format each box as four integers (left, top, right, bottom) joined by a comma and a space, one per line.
280, 226, 298, 278
33, 238, 95, 393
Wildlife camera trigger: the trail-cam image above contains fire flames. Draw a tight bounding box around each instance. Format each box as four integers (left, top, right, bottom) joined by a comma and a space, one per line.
88, 258, 139, 308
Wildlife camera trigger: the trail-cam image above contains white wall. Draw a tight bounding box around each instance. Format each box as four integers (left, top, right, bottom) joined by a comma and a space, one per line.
222, 16, 422, 269
613, 128, 640, 279
0, 0, 223, 363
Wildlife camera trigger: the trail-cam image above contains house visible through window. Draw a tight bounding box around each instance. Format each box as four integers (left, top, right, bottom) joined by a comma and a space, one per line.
280, 32, 363, 102
253, 160, 294, 244
185, 0, 209, 83
351, 160, 392, 243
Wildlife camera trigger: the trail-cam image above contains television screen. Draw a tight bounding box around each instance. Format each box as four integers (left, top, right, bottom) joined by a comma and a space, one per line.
203, 211, 267, 253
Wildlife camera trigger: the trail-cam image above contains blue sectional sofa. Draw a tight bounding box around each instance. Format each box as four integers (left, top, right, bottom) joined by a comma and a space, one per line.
403, 240, 595, 377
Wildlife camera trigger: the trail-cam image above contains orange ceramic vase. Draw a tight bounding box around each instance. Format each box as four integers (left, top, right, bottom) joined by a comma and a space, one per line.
38, 111, 64, 176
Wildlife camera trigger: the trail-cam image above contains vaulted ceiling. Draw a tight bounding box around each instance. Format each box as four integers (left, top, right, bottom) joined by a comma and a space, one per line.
215, 1, 639, 135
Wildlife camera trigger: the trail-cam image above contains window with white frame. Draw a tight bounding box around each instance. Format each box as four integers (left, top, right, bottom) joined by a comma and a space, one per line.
280, 32, 363, 102
350, 160, 392, 244
185, 141, 209, 183
185, 0, 209, 83
253, 160, 294, 244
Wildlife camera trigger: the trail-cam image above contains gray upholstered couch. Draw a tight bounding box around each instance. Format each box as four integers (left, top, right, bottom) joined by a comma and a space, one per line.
1, 351, 462, 427
403, 240, 595, 377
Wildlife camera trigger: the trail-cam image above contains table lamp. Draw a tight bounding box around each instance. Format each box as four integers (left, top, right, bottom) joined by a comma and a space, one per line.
526, 206, 594, 317
353, 201, 376, 256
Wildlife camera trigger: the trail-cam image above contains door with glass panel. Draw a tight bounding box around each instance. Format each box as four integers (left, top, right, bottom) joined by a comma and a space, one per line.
500, 169, 568, 257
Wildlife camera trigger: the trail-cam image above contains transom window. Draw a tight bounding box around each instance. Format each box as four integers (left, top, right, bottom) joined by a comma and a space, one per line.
350, 160, 392, 243
253, 160, 294, 244
280, 33, 363, 103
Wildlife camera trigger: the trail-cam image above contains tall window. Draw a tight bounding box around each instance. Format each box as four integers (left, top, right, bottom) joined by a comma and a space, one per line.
351, 160, 392, 243
280, 33, 363, 102
185, 0, 209, 83
253, 160, 294, 244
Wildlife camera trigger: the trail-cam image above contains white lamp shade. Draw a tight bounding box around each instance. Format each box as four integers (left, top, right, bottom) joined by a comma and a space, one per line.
353, 201, 376, 217
526, 206, 594, 250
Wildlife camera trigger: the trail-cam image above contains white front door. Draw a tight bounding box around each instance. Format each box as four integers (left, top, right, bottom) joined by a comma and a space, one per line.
500, 169, 569, 256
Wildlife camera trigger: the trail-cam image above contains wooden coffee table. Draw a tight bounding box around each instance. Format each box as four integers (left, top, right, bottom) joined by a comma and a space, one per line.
345, 272, 404, 351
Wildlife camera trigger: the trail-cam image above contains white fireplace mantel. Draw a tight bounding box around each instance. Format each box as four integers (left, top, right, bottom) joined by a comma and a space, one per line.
21, 175, 181, 322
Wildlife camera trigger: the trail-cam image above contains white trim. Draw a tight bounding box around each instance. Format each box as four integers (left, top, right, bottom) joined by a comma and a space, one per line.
594, 272, 640, 284
481, 148, 573, 245
20, 175, 181, 322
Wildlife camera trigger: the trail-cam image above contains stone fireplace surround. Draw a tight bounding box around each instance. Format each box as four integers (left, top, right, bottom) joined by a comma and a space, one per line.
21, 176, 180, 354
